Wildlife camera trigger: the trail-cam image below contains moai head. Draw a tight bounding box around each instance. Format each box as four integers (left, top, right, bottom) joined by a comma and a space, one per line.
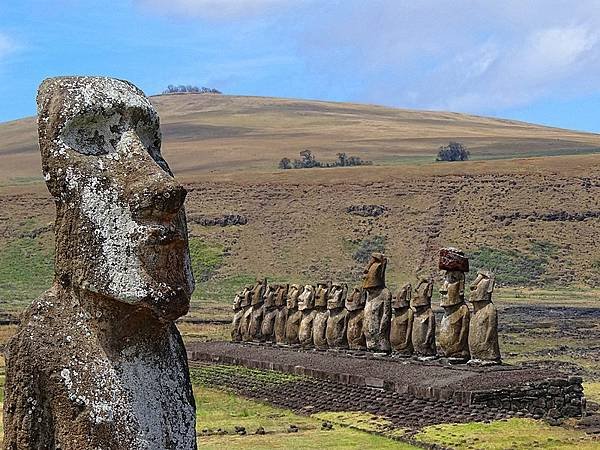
393, 283, 412, 309
297, 285, 315, 311
411, 276, 434, 308
345, 286, 366, 311
362, 253, 387, 289
274, 284, 289, 308
469, 270, 496, 303
263, 284, 277, 309
37, 77, 193, 321
251, 278, 267, 306
327, 283, 348, 310
241, 285, 253, 307
439, 271, 465, 307
287, 284, 303, 309
314, 282, 331, 308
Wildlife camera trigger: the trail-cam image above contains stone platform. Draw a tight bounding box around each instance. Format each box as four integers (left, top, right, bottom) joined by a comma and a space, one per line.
188, 341, 585, 419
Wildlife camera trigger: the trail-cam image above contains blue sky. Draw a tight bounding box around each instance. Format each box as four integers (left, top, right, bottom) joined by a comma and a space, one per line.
1, 0, 600, 132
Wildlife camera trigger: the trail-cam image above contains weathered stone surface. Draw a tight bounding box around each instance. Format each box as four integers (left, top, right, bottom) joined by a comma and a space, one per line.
439, 247, 469, 272
362, 253, 392, 352
231, 287, 250, 342
346, 287, 367, 350
439, 267, 470, 361
298, 285, 316, 348
285, 284, 303, 345
245, 279, 266, 341
390, 283, 413, 355
468, 270, 501, 363
313, 282, 330, 349
3, 77, 196, 449
411, 277, 436, 357
260, 284, 278, 342
273, 284, 289, 344
326, 283, 348, 348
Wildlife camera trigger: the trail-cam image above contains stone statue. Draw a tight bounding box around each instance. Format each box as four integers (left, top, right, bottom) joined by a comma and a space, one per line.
468, 270, 501, 364
273, 284, 289, 344
3, 77, 196, 449
312, 282, 330, 350
390, 283, 413, 356
285, 284, 303, 345
346, 286, 367, 350
411, 276, 437, 358
298, 285, 317, 348
238, 284, 254, 341
260, 284, 278, 342
326, 283, 348, 349
231, 287, 250, 342
246, 278, 267, 341
362, 253, 392, 352
438, 248, 471, 362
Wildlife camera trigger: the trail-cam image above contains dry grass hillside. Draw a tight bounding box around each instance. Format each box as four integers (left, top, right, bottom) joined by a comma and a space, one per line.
0, 94, 600, 315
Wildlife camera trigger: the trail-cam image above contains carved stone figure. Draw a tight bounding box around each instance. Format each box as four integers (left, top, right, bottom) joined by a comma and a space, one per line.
246, 278, 267, 341
390, 283, 413, 356
231, 287, 250, 342
3, 77, 196, 449
273, 284, 289, 344
362, 253, 392, 352
326, 283, 348, 349
260, 284, 278, 342
239, 284, 254, 341
298, 285, 317, 348
411, 276, 437, 358
285, 284, 303, 345
468, 270, 501, 364
438, 248, 471, 362
312, 282, 330, 350
346, 286, 367, 350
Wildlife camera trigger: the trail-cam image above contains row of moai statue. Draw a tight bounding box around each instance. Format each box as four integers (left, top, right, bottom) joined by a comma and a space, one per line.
231, 249, 500, 364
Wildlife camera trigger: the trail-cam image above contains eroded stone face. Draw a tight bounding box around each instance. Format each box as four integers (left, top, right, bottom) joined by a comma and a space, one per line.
362, 252, 387, 289
38, 76, 193, 321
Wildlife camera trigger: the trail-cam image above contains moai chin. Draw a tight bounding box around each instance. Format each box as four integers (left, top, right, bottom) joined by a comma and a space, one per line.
326, 283, 349, 349
3, 77, 196, 449
346, 286, 367, 350
273, 284, 289, 344
298, 285, 317, 348
312, 282, 330, 350
284, 284, 304, 345
390, 283, 414, 356
246, 278, 266, 341
468, 270, 501, 364
411, 276, 437, 358
260, 284, 278, 342
362, 253, 392, 352
231, 287, 249, 342
438, 248, 471, 362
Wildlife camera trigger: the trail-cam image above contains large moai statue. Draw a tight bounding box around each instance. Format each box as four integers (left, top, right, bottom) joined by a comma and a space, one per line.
346, 286, 367, 350
390, 283, 414, 356
260, 284, 278, 342
298, 285, 317, 348
312, 282, 330, 350
362, 253, 392, 352
239, 284, 254, 341
231, 287, 250, 342
468, 270, 501, 364
326, 283, 349, 349
438, 248, 471, 362
411, 276, 437, 359
285, 284, 303, 345
3, 77, 196, 449
273, 284, 289, 344
244, 278, 267, 341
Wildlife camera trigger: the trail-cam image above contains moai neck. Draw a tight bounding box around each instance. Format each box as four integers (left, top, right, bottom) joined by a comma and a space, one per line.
472, 299, 492, 313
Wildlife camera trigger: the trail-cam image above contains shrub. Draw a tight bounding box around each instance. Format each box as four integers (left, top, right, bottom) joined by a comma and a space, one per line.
353, 236, 386, 264
436, 142, 470, 162
163, 85, 221, 94
468, 247, 546, 286
278, 157, 292, 170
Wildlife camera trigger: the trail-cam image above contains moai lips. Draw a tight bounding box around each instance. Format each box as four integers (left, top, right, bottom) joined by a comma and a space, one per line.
3, 77, 196, 449
362, 253, 392, 352
468, 270, 501, 364
390, 283, 414, 356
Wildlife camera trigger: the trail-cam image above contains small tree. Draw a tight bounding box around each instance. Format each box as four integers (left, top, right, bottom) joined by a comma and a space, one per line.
299, 149, 318, 168
278, 157, 292, 169
436, 142, 470, 162
336, 152, 348, 167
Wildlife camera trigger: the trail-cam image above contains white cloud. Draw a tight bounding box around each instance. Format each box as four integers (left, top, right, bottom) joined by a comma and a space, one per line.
137, 0, 294, 19
0, 33, 17, 60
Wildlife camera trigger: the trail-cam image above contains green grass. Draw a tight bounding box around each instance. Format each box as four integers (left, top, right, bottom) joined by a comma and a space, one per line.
469, 246, 548, 286
191, 365, 304, 387
195, 386, 416, 449
188, 237, 224, 282
0, 237, 54, 309
415, 418, 598, 449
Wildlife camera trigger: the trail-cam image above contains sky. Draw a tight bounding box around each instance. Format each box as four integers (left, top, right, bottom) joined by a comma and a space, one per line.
1, 0, 600, 132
